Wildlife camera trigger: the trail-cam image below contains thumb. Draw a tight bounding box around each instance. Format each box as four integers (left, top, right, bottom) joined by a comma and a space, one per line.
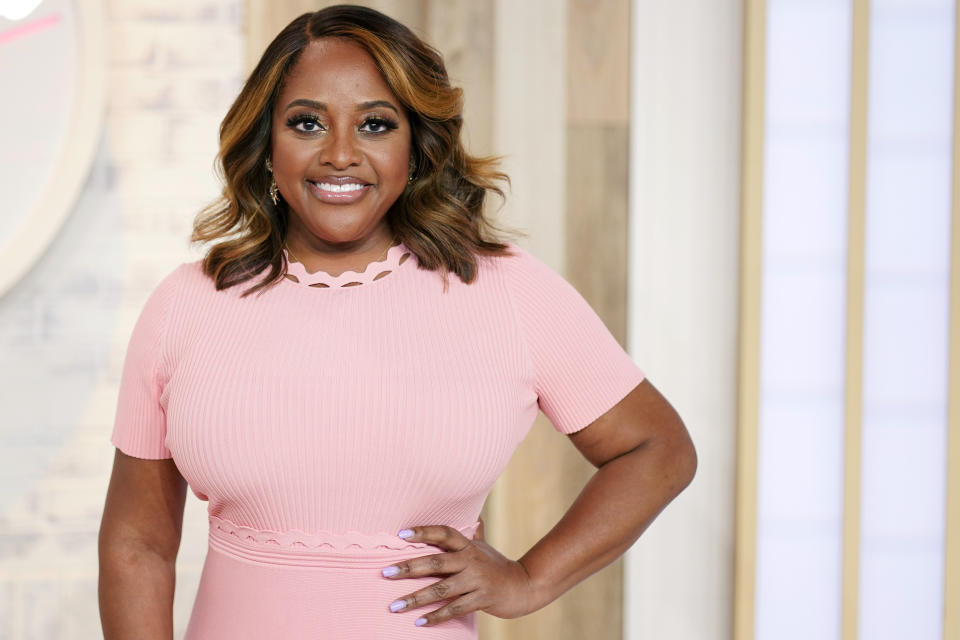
472, 515, 485, 541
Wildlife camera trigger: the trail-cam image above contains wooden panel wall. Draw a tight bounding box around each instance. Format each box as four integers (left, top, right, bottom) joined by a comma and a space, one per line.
245, 3, 631, 638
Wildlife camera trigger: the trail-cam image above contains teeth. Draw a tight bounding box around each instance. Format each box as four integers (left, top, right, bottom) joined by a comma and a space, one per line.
312, 181, 365, 193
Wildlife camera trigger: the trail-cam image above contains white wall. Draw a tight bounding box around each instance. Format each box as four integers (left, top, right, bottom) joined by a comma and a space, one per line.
625, 1, 743, 639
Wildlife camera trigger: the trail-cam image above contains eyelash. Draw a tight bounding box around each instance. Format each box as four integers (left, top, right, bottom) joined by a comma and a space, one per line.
284, 113, 399, 134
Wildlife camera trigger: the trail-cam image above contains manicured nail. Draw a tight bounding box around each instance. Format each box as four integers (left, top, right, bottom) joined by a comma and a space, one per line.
415, 617, 428, 626
390, 599, 406, 612
382, 566, 399, 577
397, 529, 414, 538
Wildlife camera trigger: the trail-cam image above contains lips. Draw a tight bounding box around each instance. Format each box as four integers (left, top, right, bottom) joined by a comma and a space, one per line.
306, 176, 372, 203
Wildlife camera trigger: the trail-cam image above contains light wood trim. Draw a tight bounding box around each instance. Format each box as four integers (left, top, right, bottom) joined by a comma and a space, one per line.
733, 0, 766, 638
842, 1, 870, 639
943, 2, 960, 637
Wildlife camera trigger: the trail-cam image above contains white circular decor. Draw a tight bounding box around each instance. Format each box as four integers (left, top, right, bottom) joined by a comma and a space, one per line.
0, 0, 104, 297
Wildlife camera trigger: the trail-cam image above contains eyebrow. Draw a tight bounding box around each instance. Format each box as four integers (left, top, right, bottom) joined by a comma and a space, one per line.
284, 98, 400, 115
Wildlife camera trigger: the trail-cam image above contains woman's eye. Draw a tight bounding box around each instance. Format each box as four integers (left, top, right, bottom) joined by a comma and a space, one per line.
360, 117, 398, 134
286, 115, 324, 133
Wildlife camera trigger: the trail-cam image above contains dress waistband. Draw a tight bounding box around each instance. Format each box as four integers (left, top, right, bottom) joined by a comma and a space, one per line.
207, 514, 482, 568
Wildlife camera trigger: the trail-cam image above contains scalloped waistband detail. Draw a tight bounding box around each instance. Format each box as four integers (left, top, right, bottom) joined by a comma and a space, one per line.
207, 514, 482, 568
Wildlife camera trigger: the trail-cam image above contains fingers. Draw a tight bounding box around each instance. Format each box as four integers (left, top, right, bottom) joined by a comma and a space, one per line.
387, 574, 460, 612
386, 576, 482, 627
382, 523, 483, 626
397, 524, 472, 551
382, 551, 460, 579
413, 592, 484, 627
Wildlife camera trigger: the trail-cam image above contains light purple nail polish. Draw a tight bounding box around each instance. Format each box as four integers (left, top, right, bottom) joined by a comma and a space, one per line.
397, 528, 414, 539
415, 617, 427, 626
390, 599, 406, 612
382, 566, 399, 577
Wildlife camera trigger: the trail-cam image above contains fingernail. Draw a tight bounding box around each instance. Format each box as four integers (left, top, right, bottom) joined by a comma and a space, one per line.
381, 566, 399, 577
397, 529, 414, 539
415, 617, 428, 626
390, 599, 406, 612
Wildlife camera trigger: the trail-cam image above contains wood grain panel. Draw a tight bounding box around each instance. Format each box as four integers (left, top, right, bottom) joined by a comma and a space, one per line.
567, 0, 630, 125
559, 1, 631, 638
566, 126, 630, 341
424, 1, 494, 156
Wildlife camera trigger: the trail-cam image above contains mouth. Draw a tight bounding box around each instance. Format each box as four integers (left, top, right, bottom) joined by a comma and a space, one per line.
306, 177, 372, 203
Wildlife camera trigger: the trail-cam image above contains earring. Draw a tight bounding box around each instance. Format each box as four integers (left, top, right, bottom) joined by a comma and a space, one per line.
408, 159, 416, 184
265, 157, 279, 205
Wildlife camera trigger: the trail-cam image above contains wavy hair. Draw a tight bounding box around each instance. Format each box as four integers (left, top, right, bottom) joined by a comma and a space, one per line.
190, 4, 525, 297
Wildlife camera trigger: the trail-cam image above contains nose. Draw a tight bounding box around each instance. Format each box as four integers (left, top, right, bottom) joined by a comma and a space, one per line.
319, 127, 361, 169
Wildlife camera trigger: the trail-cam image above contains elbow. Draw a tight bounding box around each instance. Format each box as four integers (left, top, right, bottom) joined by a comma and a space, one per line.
667, 423, 697, 496
677, 434, 697, 491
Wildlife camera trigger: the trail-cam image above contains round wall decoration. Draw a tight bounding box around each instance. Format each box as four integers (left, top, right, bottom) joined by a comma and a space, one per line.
0, 0, 105, 297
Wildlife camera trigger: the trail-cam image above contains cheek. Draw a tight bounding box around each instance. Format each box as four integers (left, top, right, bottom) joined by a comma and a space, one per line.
373, 146, 411, 185
270, 137, 312, 179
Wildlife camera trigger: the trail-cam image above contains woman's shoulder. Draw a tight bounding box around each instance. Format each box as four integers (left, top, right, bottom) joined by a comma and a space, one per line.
136, 259, 220, 319
475, 240, 534, 271
476, 240, 562, 283
149, 258, 214, 295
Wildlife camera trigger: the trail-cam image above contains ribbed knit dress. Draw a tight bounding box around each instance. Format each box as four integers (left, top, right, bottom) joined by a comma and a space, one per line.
110, 240, 646, 639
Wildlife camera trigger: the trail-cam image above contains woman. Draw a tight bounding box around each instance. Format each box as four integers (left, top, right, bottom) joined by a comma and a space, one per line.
98, 5, 696, 638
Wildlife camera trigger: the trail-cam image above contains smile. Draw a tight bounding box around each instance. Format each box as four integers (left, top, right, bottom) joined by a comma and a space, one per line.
307, 180, 372, 203
312, 182, 365, 192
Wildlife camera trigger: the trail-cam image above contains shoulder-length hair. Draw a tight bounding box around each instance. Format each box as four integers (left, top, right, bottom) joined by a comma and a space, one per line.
190, 4, 524, 297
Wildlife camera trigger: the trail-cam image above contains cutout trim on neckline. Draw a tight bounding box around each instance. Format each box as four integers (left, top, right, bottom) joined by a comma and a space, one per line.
281, 241, 413, 289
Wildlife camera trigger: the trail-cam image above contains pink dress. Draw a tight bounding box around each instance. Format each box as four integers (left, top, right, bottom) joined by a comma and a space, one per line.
110, 240, 646, 639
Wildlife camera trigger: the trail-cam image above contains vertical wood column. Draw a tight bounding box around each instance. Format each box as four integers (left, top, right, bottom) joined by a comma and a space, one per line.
563, 0, 632, 630
841, 2, 869, 638
734, 0, 766, 637
946, 5, 960, 637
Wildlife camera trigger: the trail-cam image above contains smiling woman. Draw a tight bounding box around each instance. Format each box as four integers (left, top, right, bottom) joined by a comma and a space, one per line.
98, 5, 696, 640
188, 5, 514, 296
270, 37, 411, 274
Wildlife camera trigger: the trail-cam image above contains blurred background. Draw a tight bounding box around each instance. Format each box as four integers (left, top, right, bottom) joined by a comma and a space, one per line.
0, 0, 955, 638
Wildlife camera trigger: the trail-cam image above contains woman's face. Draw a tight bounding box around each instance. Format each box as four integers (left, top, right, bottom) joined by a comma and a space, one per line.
270, 37, 412, 250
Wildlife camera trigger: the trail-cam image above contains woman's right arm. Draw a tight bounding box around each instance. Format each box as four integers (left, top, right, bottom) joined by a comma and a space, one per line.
98, 448, 187, 639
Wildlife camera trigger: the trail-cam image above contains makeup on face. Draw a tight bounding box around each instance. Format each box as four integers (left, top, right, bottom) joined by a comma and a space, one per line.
270, 37, 412, 253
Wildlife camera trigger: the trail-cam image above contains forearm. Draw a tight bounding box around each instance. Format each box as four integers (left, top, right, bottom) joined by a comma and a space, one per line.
99, 543, 176, 640
517, 436, 696, 613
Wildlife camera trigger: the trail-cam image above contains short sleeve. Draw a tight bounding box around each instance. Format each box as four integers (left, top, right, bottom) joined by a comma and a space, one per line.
503, 244, 646, 434
110, 265, 183, 459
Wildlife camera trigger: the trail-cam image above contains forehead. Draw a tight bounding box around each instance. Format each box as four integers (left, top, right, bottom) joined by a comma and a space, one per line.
279, 38, 398, 105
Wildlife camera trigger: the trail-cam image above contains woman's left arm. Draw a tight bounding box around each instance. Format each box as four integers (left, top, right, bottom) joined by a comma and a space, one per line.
518, 376, 697, 612
382, 377, 696, 625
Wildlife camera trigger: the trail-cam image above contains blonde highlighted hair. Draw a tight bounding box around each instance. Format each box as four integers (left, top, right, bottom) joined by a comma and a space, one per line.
191, 4, 524, 296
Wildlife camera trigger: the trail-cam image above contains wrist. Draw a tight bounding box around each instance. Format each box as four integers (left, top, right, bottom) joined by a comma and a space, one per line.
516, 557, 553, 615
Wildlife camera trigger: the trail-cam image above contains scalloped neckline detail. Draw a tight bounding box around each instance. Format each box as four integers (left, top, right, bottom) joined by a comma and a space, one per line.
282, 241, 412, 289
